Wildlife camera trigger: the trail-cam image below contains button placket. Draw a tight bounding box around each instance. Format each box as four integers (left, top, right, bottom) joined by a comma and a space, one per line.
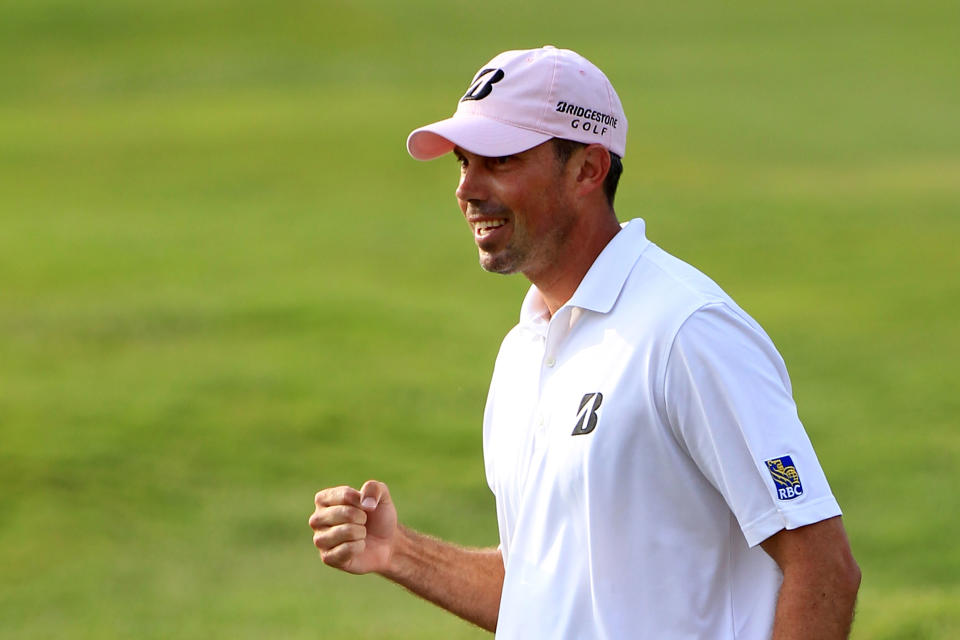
541, 307, 572, 375
532, 410, 547, 452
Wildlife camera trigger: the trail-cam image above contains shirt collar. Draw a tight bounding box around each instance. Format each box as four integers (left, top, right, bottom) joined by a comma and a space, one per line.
518, 218, 650, 327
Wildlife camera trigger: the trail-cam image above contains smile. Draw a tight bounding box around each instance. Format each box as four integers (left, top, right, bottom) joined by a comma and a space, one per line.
475, 219, 507, 237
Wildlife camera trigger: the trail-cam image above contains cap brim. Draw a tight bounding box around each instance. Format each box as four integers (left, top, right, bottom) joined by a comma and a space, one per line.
406, 114, 552, 161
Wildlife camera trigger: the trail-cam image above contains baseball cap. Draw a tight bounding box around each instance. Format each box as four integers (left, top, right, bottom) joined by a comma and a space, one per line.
406, 46, 627, 161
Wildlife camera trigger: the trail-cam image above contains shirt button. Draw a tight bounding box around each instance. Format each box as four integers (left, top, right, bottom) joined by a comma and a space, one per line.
545, 357, 556, 368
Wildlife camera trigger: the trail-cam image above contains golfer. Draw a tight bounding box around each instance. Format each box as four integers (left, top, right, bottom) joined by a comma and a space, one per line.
309, 46, 860, 639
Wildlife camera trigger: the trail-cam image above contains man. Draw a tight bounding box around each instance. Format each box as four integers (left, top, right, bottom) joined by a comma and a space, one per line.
309, 46, 860, 638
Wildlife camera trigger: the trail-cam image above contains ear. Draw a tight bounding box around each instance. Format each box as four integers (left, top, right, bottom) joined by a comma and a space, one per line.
573, 144, 611, 200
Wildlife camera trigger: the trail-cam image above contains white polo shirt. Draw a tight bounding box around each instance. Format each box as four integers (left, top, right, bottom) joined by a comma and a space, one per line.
483, 218, 841, 639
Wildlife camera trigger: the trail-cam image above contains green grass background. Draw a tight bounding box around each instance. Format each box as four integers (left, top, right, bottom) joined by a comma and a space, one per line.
1, 0, 957, 637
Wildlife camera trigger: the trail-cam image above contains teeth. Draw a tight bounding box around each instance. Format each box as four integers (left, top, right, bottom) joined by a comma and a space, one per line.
476, 219, 506, 234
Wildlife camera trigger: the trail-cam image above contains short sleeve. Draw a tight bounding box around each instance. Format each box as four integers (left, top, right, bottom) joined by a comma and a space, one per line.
663, 302, 842, 546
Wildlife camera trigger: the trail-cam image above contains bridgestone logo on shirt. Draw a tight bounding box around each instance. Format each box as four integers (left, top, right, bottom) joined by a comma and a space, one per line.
572, 392, 603, 436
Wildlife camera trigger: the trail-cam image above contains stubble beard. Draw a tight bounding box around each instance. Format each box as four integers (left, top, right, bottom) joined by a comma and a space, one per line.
477, 205, 577, 280
471, 171, 577, 279
466, 201, 521, 275
478, 245, 519, 275
475, 210, 530, 276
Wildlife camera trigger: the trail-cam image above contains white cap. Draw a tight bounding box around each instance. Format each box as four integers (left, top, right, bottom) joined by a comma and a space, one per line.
407, 46, 627, 160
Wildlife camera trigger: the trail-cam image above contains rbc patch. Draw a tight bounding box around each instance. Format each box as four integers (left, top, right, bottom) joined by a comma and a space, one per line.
765, 456, 804, 500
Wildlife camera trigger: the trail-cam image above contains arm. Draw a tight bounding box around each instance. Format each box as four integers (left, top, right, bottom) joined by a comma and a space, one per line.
760, 516, 861, 640
309, 480, 504, 632
385, 525, 504, 632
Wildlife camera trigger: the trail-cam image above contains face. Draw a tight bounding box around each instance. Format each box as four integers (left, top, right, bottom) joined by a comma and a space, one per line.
454, 141, 578, 281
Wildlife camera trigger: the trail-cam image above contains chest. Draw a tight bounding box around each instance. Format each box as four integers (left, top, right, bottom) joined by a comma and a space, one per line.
484, 321, 677, 517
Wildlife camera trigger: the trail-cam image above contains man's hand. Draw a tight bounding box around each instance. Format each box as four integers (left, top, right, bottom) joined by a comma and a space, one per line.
309, 480, 398, 575
308, 480, 504, 631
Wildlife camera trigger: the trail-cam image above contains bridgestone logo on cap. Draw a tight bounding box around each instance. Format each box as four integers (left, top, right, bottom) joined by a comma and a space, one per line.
555, 101, 619, 128
406, 47, 628, 160
462, 68, 505, 102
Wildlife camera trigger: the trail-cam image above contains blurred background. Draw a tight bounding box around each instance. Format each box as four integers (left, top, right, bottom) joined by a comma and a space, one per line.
1, 0, 957, 638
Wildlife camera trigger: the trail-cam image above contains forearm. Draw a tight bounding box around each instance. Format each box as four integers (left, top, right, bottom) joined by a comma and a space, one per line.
380, 525, 504, 632
770, 544, 861, 639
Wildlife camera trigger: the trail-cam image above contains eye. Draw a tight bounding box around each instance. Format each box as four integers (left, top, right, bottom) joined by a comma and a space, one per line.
488, 155, 513, 169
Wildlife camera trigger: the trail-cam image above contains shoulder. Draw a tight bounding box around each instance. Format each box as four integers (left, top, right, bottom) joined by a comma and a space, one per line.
610, 241, 755, 343
628, 242, 730, 308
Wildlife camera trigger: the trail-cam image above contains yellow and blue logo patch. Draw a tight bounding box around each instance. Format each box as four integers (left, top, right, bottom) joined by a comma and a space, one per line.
765, 456, 804, 500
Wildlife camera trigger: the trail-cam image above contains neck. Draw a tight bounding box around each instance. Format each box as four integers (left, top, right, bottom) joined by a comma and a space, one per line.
527, 211, 621, 316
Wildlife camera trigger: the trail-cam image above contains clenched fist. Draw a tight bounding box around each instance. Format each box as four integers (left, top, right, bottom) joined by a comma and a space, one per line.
309, 480, 398, 575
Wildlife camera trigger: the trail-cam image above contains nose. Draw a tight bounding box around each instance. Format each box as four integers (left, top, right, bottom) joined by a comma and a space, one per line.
455, 162, 486, 203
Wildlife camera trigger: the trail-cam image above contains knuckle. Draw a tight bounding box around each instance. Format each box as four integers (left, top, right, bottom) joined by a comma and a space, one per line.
313, 522, 365, 549
335, 505, 366, 525
313, 528, 333, 549
321, 540, 362, 567
315, 486, 352, 507
311, 505, 364, 528
331, 522, 365, 543
319, 549, 338, 566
